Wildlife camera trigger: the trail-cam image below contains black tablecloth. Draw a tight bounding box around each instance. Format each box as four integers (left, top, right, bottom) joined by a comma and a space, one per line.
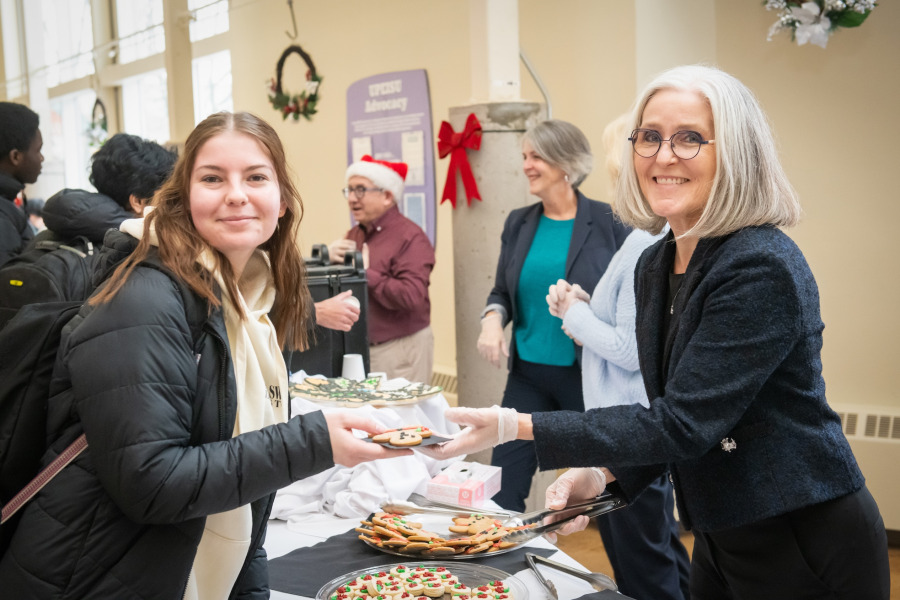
268, 527, 558, 597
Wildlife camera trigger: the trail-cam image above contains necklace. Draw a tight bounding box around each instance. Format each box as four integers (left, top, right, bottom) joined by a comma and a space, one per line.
670, 286, 682, 315
669, 274, 685, 315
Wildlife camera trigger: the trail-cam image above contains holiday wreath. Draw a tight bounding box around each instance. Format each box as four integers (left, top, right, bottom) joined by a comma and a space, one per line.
267, 44, 322, 121
87, 97, 108, 148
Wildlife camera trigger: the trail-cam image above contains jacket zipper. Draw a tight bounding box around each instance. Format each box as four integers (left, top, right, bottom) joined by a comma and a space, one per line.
181, 326, 229, 599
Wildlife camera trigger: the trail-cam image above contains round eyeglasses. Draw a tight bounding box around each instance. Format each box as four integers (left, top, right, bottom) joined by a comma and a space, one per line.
341, 186, 383, 200
629, 129, 715, 160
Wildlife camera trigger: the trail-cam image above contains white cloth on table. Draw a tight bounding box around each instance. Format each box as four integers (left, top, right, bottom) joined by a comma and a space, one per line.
272, 373, 461, 529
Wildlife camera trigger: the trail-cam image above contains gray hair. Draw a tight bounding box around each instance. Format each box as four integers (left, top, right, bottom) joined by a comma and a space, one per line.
523, 119, 593, 188
615, 65, 801, 237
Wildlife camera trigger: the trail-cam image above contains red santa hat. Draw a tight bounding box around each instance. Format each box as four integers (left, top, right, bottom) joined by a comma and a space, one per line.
345, 155, 408, 200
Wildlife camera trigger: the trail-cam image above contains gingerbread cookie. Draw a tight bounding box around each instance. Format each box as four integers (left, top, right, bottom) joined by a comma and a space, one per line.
369, 426, 432, 447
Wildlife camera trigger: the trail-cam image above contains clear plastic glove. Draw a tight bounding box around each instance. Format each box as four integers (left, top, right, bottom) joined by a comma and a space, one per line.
314, 291, 360, 331
542, 467, 608, 543
323, 410, 413, 467
417, 405, 519, 460
328, 238, 357, 264
476, 313, 508, 368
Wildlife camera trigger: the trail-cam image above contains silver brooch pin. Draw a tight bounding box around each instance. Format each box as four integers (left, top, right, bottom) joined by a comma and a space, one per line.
720, 437, 737, 453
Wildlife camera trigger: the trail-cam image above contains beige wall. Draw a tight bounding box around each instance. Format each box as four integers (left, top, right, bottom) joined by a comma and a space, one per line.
74, 0, 892, 409
713, 1, 900, 409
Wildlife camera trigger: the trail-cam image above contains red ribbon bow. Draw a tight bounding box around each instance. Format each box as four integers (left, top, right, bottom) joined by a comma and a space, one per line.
437, 113, 482, 208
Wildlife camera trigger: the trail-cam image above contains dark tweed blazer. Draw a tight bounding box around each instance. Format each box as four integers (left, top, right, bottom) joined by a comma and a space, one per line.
485, 190, 630, 368
533, 225, 863, 531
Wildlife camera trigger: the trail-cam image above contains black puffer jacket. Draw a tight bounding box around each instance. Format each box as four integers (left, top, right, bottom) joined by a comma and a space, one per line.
0, 230, 335, 599
40, 188, 132, 244
0, 173, 32, 267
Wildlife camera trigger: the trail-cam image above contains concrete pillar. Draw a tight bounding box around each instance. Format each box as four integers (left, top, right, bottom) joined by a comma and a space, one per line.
635, 0, 717, 90
162, 0, 194, 142
448, 101, 544, 468
469, 0, 521, 102
90, 0, 120, 134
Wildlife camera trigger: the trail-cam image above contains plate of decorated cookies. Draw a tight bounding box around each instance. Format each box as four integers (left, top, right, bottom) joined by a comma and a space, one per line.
291, 376, 443, 408
315, 561, 527, 600
355, 511, 536, 560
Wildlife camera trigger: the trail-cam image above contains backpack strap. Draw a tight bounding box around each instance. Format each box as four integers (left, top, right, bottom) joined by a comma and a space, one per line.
33, 236, 95, 258
1, 433, 87, 524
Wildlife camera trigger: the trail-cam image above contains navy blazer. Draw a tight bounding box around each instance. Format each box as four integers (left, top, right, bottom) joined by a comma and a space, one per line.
484, 191, 631, 367
532, 226, 863, 531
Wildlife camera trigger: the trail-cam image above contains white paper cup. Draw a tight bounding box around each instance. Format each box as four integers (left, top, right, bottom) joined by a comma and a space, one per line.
342, 354, 365, 381
343, 295, 360, 309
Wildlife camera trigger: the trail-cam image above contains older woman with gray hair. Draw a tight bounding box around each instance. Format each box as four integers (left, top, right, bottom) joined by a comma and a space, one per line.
428, 66, 888, 599
477, 119, 630, 511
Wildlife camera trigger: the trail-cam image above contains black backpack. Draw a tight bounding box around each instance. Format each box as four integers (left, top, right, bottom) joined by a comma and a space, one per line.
0, 236, 96, 330
0, 260, 206, 557
0, 300, 83, 555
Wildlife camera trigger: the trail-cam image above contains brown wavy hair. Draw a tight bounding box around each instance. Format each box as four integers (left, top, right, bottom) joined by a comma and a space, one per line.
92, 112, 312, 350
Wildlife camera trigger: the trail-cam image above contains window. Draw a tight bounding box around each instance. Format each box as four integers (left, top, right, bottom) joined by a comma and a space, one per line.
41, 0, 94, 87
193, 50, 233, 123
116, 0, 165, 64
1, 0, 25, 98
47, 89, 96, 192
189, 0, 229, 42
122, 69, 171, 143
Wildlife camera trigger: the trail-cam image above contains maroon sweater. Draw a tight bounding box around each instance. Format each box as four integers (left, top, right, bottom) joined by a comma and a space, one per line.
346, 205, 435, 344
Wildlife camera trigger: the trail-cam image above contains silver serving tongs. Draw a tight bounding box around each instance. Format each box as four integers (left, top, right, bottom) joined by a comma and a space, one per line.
526, 552, 559, 599
501, 494, 627, 544
526, 552, 619, 593
379, 499, 516, 520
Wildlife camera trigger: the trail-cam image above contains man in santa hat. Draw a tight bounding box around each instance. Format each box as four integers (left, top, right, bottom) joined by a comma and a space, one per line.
329, 155, 435, 383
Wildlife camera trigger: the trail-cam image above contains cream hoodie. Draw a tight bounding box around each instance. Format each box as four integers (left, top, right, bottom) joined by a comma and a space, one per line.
119, 217, 289, 600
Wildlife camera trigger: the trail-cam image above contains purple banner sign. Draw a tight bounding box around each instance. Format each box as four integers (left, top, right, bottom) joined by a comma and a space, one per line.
346, 69, 436, 245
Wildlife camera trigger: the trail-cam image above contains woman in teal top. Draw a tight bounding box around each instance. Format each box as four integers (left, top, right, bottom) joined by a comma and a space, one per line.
478, 119, 630, 510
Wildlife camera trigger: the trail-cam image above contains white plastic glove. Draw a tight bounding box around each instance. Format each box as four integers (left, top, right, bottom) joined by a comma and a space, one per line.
417, 405, 519, 460
476, 313, 508, 368
542, 467, 608, 543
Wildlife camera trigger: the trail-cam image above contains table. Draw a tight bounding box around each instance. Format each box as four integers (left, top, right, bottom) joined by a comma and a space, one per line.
265, 516, 626, 599
270, 380, 630, 599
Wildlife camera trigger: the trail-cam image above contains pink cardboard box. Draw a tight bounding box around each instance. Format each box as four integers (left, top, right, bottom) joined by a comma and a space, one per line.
425, 461, 502, 508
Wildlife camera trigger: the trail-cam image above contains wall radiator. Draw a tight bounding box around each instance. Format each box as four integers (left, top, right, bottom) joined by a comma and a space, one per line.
430, 366, 458, 407
832, 403, 900, 532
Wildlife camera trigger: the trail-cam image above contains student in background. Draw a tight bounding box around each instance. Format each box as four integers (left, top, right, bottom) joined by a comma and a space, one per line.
24, 198, 45, 234
0, 102, 43, 266
0, 134, 177, 317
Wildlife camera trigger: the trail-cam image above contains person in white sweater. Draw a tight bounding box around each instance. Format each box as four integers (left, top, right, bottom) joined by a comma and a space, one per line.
544, 115, 690, 600
554, 229, 658, 409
